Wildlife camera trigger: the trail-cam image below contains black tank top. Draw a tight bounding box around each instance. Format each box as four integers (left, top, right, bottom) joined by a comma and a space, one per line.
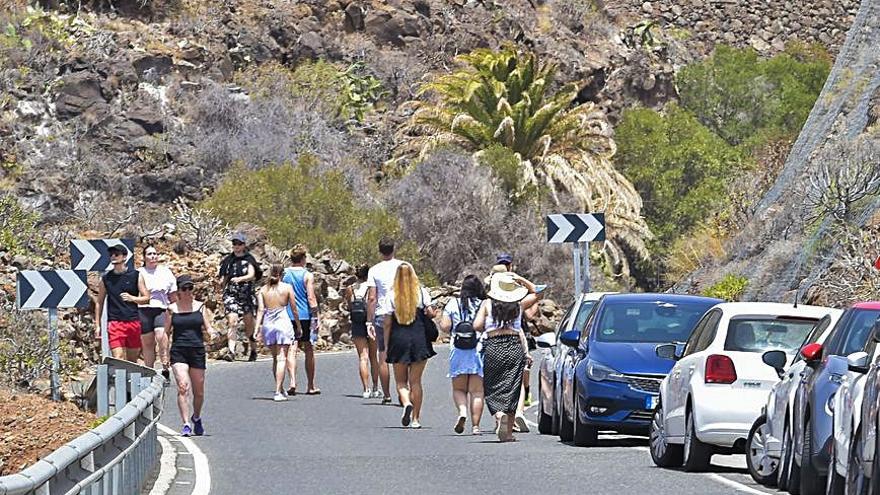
102, 269, 139, 321
170, 305, 205, 348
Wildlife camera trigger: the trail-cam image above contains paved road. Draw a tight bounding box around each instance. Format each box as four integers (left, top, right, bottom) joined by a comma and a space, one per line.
160, 347, 777, 494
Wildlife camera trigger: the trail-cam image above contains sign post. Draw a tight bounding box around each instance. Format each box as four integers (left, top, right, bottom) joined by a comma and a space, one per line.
16, 269, 89, 401
546, 213, 606, 299
70, 239, 135, 359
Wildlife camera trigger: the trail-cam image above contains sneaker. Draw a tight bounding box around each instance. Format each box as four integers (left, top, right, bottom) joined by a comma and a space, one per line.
191, 416, 204, 436
287, 387, 296, 396
382, 396, 392, 404
523, 395, 532, 407
248, 349, 258, 362
497, 415, 510, 442
514, 415, 530, 433
411, 420, 422, 429
401, 404, 413, 427
273, 392, 288, 402
181, 424, 192, 437
371, 389, 382, 399
454, 416, 466, 434
362, 389, 372, 399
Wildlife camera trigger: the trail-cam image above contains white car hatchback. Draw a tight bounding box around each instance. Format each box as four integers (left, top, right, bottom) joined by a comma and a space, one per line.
649, 302, 838, 472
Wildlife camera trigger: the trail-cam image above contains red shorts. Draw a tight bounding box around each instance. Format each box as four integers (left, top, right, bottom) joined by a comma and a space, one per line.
108, 320, 142, 349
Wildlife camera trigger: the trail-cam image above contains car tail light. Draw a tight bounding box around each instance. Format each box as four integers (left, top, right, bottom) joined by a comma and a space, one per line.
705, 354, 737, 384
800, 342, 823, 362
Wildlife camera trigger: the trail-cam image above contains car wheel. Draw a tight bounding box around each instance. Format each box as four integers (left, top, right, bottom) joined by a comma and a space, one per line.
826, 435, 845, 495
799, 417, 825, 495
683, 407, 712, 472
559, 387, 574, 442
845, 427, 868, 495
649, 400, 683, 468
538, 380, 553, 435
747, 415, 778, 486
572, 384, 598, 447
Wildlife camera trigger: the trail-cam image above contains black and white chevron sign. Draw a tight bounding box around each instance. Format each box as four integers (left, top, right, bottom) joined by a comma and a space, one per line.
70, 239, 135, 272
546, 213, 606, 243
17, 270, 89, 310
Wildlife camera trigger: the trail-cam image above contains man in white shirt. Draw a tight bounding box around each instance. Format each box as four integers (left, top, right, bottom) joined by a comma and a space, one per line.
366, 237, 404, 404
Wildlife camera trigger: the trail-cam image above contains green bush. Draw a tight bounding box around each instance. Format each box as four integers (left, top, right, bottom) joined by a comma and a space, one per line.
677, 43, 830, 146
200, 155, 417, 266
0, 194, 47, 257
702, 274, 749, 302
616, 104, 745, 246
475, 144, 541, 205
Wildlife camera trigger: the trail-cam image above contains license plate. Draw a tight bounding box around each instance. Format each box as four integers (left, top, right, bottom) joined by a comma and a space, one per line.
645, 395, 659, 410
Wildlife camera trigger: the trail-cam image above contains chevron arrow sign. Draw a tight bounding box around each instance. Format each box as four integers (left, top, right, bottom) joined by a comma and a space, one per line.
70, 239, 135, 272
17, 270, 89, 310
546, 213, 606, 243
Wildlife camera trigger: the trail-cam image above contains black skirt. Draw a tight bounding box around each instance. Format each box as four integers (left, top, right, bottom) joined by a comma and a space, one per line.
482, 334, 526, 415
385, 313, 436, 364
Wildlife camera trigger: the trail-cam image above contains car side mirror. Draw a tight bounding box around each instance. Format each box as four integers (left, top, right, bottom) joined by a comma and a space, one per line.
656, 343, 679, 361
559, 330, 581, 348
535, 333, 556, 349
800, 342, 823, 365
762, 350, 787, 377
847, 351, 870, 374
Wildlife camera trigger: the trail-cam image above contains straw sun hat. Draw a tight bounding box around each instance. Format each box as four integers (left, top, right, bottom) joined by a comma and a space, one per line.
487, 272, 528, 303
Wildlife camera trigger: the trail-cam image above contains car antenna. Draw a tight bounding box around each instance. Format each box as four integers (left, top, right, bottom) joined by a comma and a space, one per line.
793, 288, 800, 308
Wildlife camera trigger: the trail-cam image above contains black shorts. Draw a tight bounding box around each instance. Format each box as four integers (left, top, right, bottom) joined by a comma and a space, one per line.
138, 307, 166, 335
351, 322, 368, 339
296, 319, 312, 343
170, 346, 206, 369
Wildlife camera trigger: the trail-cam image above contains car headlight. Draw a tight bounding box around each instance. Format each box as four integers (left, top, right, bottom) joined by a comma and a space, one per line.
586, 360, 628, 382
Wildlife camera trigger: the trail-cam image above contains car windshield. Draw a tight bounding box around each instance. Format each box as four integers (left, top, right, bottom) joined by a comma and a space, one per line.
594, 300, 713, 343
839, 309, 880, 355
723, 317, 818, 353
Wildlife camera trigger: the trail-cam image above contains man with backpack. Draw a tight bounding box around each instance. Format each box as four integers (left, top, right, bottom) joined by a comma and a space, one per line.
366, 237, 404, 404
345, 264, 380, 399
217, 232, 261, 362
438, 275, 486, 435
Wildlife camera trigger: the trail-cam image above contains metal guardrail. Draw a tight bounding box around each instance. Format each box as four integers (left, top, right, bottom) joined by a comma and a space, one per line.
0, 363, 165, 495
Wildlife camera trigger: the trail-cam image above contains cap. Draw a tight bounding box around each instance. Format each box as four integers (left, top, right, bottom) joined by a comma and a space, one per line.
107, 242, 129, 255
176, 274, 195, 287
496, 253, 513, 265
229, 232, 246, 243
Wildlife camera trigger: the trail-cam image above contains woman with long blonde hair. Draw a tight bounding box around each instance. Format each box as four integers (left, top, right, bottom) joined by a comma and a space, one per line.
384, 263, 437, 428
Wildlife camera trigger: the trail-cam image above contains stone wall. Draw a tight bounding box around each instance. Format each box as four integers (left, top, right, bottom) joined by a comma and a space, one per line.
603, 0, 859, 54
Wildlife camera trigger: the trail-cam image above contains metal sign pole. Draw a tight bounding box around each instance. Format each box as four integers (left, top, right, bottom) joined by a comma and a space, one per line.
572, 243, 582, 300
581, 241, 591, 293
48, 308, 61, 401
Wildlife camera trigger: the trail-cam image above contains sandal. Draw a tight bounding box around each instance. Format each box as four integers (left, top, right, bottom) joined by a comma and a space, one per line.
472, 426, 482, 436
497, 415, 510, 442
454, 416, 466, 434
287, 387, 296, 396
306, 388, 321, 395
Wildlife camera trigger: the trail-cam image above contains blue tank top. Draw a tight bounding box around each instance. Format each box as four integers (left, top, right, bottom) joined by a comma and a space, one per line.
283, 267, 310, 320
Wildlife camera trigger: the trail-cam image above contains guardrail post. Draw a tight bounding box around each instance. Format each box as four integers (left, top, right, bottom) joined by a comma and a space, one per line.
114, 369, 127, 414
97, 364, 109, 417
129, 372, 142, 397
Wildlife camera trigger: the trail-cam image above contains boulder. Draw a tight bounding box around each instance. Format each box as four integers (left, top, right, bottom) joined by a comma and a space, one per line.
54, 72, 108, 119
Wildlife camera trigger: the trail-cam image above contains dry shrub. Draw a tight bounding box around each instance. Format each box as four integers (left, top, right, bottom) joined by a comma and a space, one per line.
665, 221, 727, 282
812, 225, 880, 306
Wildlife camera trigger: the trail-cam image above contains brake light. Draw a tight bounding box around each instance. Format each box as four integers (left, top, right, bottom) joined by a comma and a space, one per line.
705, 354, 737, 384
800, 342, 823, 362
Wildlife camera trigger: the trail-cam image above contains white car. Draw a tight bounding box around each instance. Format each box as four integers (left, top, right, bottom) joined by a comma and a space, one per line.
744, 310, 842, 487
649, 302, 838, 472
827, 348, 875, 494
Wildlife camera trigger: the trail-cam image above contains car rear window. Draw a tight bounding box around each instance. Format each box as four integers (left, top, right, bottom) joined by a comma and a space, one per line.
724, 317, 818, 353
594, 300, 714, 343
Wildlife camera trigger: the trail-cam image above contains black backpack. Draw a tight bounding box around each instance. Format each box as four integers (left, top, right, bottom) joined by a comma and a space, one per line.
350, 284, 368, 324
452, 298, 478, 350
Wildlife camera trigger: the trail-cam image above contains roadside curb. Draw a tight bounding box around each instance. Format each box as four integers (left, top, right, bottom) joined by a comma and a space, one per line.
154, 424, 211, 495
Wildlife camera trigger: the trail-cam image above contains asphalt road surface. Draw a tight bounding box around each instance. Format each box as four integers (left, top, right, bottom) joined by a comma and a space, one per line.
160, 347, 778, 495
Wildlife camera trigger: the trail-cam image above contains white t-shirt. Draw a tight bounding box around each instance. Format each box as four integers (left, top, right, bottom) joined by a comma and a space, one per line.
388, 287, 432, 313
366, 258, 404, 316
138, 265, 177, 309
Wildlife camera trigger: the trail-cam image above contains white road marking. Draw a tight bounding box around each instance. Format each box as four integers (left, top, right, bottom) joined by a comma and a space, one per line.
707, 474, 774, 494
147, 434, 177, 495
157, 423, 211, 495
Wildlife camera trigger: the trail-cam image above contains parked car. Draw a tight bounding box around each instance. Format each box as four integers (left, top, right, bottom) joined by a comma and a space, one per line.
744, 310, 842, 488
535, 292, 614, 435
844, 303, 880, 494
650, 302, 836, 473
557, 293, 721, 446
826, 347, 873, 494
786, 303, 880, 495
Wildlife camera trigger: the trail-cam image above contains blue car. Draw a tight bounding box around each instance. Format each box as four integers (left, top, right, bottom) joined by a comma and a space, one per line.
558, 293, 721, 446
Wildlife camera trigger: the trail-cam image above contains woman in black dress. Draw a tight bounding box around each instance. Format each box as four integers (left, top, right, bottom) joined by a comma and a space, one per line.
383, 263, 437, 428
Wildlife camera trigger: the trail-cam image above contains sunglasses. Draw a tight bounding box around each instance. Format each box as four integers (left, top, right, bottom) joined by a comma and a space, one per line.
232, 241, 245, 246
180, 286, 194, 292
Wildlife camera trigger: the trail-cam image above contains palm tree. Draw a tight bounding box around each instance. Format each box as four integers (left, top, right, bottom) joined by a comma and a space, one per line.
397, 46, 652, 270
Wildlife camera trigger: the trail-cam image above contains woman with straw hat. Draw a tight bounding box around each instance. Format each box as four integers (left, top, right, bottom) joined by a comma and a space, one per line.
473, 272, 541, 442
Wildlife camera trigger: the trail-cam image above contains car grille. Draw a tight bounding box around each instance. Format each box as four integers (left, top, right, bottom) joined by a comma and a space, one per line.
627, 410, 654, 421
626, 376, 662, 394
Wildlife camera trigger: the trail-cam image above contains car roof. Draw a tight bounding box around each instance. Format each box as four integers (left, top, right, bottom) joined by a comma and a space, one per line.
581, 291, 618, 302
599, 293, 722, 305
711, 302, 841, 319
852, 302, 880, 310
